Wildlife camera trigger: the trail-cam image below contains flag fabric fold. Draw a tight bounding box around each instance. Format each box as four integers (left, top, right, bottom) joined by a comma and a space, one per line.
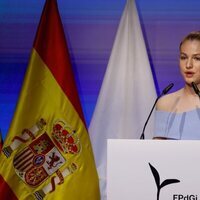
0, 130, 3, 151
0, 0, 100, 199
89, 0, 156, 199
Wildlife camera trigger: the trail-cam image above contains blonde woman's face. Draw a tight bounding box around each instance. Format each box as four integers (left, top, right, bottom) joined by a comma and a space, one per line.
179, 39, 200, 85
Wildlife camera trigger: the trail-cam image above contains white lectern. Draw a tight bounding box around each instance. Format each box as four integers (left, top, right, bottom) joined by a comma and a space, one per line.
107, 140, 200, 200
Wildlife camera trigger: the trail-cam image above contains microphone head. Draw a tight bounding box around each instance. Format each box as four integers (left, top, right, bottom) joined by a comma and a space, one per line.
162, 83, 174, 95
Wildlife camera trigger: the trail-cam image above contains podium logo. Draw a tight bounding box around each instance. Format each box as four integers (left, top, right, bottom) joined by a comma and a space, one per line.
149, 163, 180, 200
173, 194, 198, 200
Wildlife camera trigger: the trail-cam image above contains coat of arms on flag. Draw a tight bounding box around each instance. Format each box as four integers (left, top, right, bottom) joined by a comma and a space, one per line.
52, 120, 81, 154
3, 118, 80, 199
13, 132, 66, 187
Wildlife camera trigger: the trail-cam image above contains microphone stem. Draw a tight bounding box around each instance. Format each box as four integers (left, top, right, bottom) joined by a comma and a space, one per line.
140, 83, 174, 140
191, 82, 200, 99
140, 96, 160, 139
197, 92, 200, 99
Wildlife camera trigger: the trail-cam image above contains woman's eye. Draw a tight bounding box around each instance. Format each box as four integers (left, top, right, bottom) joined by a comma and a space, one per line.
194, 57, 200, 61
180, 56, 186, 60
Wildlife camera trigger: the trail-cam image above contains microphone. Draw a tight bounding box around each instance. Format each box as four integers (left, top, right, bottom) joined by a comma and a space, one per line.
140, 83, 174, 139
191, 82, 200, 98
162, 83, 174, 95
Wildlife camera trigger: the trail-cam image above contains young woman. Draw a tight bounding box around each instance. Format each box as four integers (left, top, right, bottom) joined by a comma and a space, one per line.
153, 31, 200, 140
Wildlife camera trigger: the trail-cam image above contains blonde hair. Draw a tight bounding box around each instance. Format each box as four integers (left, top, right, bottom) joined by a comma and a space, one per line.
179, 31, 200, 50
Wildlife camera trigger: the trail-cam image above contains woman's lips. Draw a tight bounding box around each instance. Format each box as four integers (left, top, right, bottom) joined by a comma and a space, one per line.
185, 71, 195, 78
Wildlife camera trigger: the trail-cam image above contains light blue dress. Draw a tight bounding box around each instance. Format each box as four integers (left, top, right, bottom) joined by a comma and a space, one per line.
154, 108, 200, 140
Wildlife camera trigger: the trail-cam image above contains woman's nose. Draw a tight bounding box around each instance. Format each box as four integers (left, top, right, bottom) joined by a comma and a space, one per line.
186, 58, 193, 68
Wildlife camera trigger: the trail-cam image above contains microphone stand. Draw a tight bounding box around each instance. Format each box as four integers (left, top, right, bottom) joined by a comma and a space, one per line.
140, 97, 160, 139
140, 83, 174, 140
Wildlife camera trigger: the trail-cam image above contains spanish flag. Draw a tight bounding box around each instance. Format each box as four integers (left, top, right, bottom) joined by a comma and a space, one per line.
0, 130, 3, 151
0, 0, 100, 199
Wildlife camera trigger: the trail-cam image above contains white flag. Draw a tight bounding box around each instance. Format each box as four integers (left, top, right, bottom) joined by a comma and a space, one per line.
89, 0, 156, 199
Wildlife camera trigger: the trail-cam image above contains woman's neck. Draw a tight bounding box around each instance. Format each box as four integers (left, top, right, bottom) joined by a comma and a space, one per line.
183, 84, 198, 97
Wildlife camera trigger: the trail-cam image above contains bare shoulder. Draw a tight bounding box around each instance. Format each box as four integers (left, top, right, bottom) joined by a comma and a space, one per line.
156, 89, 183, 112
